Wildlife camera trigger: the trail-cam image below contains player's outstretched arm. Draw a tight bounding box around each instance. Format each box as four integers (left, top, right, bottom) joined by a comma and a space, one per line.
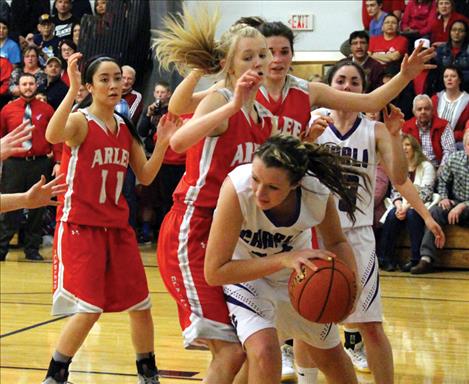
0, 174, 67, 213
46, 52, 84, 145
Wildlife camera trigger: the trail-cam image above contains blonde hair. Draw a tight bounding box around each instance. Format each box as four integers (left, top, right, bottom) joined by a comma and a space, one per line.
155, 5, 265, 84
402, 134, 428, 167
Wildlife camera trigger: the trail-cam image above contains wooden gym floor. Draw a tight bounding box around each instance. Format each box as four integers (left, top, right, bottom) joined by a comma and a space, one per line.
1, 245, 468, 383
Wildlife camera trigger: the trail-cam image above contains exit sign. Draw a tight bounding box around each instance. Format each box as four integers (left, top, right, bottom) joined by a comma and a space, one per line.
289, 14, 314, 31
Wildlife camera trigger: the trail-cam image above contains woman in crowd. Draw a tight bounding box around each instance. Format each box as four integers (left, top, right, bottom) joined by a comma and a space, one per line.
58, 38, 77, 86
431, 65, 469, 148
435, 19, 469, 91
205, 135, 364, 384
9, 46, 47, 96
430, 0, 469, 47
42, 52, 179, 384
378, 134, 437, 272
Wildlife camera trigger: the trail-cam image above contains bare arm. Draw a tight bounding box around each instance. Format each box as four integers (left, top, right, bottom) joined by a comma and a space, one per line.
170, 70, 260, 153
375, 105, 408, 185
0, 121, 33, 160
0, 174, 67, 213
394, 178, 446, 248
130, 114, 180, 185
316, 196, 358, 277
168, 69, 218, 115
45, 52, 85, 146
205, 179, 334, 286
369, 51, 402, 63
309, 44, 435, 112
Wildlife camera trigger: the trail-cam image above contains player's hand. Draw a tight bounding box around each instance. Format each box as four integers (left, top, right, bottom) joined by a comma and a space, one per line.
24, 174, 67, 209
231, 70, 262, 111
439, 198, 454, 210
424, 216, 445, 248
383, 104, 405, 137
400, 42, 436, 81
0, 121, 34, 161
155, 112, 182, 147
448, 203, 465, 225
67, 52, 83, 91
284, 249, 336, 277
305, 114, 333, 142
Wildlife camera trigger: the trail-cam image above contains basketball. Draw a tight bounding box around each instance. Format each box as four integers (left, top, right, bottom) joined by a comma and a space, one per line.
288, 258, 357, 324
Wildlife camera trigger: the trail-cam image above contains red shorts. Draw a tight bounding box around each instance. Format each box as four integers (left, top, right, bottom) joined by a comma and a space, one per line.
52, 222, 151, 315
157, 205, 238, 349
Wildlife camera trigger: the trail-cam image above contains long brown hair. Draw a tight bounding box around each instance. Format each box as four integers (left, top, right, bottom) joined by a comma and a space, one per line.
255, 135, 371, 224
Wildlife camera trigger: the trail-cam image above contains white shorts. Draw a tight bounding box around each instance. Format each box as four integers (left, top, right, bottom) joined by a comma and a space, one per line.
342, 226, 382, 323
223, 278, 340, 349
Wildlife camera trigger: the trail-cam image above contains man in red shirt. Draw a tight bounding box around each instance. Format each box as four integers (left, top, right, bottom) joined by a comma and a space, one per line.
0, 73, 60, 261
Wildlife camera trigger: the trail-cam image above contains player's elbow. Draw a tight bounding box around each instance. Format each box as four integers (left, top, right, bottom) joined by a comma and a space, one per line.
45, 129, 60, 144
169, 136, 187, 154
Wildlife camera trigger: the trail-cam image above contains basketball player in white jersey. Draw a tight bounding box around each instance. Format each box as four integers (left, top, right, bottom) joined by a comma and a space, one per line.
312, 60, 445, 384
205, 135, 367, 384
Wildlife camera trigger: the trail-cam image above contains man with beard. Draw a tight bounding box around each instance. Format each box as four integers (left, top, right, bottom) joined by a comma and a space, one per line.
402, 94, 456, 170
0, 73, 59, 261
347, 30, 384, 91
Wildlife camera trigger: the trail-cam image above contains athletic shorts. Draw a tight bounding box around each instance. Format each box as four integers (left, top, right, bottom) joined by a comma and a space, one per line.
157, 205, 239, 350
52, 222, 151, 316
342, 226, 382, 323
223, 278, 340, 349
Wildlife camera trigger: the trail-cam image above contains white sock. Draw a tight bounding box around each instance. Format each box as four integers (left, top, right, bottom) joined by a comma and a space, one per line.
296, 366, 318, 384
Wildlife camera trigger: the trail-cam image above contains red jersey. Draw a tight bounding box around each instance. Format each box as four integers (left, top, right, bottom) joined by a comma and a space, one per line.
256, 74, 310, 138
57, 108, 133, 227
369, 34, 409, 56
173, 89, 272, 210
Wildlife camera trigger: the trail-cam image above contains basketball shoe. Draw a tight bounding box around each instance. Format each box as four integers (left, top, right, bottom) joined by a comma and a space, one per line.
42, 378, 72, 384
345, 342, 370, 372
281, 344, 296, 382
138, 374, 160, 383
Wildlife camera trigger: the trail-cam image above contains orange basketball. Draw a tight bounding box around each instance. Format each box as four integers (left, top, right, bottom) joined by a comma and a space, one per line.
288, 258, 357, 324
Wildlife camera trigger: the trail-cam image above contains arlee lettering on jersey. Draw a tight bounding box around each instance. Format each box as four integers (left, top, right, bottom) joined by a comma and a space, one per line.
230, 142, 260, 167
91, 147, 130, 168
278, 116, 302, 138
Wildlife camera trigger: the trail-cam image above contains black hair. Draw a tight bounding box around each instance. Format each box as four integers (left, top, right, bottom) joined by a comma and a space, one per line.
255, 135, 370, 224
156, 80, 171, 90
81, 54, 120, 85
234, 16, 266, 29
442, 64, 465, 91
449, 19, 469, 48
258, 21, 295, 55
349, 30, 369, 45
383, 14, 400, 26
78, 55, 141, 144
325, 60, 368, 91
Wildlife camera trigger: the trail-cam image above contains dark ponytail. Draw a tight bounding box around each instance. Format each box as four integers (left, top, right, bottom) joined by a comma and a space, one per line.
255, 135, 370, 224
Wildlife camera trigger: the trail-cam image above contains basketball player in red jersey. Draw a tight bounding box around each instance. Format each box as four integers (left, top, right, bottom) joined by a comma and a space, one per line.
166, 18, 437, 382
42, 53, 179, 384
154, 7, 282, 383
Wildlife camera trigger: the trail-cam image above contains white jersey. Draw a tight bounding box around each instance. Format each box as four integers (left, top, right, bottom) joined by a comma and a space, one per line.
228, 163, 330, 284
316, 115, 377, 229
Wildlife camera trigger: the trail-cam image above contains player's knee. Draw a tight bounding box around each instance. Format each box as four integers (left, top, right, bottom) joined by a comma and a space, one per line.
213, 343, 245, 375
358, 322, 386, 344
247, 342, 280, 371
